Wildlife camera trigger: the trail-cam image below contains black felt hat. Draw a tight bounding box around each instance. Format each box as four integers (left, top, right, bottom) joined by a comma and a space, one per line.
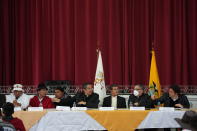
175, 110, 197, 131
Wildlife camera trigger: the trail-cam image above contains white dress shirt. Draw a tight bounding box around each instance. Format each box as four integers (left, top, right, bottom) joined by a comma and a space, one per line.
6, 93, 30, 109
111, 96, 117, 108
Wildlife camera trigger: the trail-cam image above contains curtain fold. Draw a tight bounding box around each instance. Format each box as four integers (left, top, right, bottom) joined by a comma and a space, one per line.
0, 0, 196, 86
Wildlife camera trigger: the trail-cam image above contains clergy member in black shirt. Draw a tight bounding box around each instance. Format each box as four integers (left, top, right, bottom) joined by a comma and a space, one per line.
151, 85, 190, 108
103, 84, 126, 108
128, 85, 153, 108
73, 83, 99, 108
51, 87, 73, 107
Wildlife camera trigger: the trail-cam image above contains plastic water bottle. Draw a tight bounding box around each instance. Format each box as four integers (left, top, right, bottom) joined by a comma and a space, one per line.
129, 102, 133, 108
73, 102, 76, 107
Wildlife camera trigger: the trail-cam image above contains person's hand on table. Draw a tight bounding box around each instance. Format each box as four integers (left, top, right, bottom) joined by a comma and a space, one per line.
78, 101, 86, 105
51, 98, 61, 103
134, 102, 139, 106
175, 104, 183, 108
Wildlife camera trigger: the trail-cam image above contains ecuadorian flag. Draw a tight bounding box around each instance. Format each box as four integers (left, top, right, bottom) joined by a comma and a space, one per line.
148, 50, 161, 98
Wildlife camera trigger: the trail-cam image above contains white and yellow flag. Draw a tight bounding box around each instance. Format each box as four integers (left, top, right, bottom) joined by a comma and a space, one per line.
148, 50, 161, 98
94, 50, 106, 105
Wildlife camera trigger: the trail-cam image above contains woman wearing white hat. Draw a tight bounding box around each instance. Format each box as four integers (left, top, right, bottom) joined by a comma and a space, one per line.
6, 84, 30, 110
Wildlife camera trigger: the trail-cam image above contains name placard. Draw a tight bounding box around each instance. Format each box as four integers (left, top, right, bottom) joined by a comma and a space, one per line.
28, 107, 43, 111
99, 107, 115, 111
14, 107, 22, 111
56, 106, 71, 111
130, 107, 145, 110
159, 107, 175, 111
71, 107, 87, 111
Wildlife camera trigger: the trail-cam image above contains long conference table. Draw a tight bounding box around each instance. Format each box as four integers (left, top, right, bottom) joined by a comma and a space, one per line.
13, 109, 197, 131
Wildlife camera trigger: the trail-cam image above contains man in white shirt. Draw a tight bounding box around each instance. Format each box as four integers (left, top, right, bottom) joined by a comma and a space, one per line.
6, 84, 29, 110
102, 84, 126, 108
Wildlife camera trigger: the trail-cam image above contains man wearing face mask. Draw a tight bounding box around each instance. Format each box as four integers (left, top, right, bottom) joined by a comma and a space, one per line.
128, 85, 153, 108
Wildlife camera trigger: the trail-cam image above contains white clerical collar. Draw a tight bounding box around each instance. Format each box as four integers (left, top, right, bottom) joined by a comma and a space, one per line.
112, 96, 117, 99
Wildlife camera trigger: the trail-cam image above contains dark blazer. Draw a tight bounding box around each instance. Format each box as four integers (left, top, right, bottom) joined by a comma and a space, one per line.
102, 96, 126, 108
53, 95, 73, 107
128, 93, 153, 108
73, 92, 99, 108
153, 93, 190, 108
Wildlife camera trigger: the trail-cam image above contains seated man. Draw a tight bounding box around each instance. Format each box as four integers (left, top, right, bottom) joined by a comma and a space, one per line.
2, 102, 25, 131
151, 85, 190, 108
6, 84, 29, 110
128, 85, 153, 108
51, 87, 73, 107
73, 83, 99, 108
103, 84, 126, 108
29, 83, 54, 108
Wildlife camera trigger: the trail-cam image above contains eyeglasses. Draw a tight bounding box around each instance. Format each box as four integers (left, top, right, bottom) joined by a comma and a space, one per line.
86, 88, 93, 90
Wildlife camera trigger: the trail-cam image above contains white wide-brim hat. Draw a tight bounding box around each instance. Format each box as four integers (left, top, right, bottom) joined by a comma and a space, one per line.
12, 84, 24, 92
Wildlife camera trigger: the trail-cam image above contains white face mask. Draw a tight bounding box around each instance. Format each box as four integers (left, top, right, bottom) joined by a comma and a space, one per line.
133, 90, 139, 96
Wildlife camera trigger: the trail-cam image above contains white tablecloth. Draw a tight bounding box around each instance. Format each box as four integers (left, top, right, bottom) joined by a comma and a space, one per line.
29, 110, 187, 130
138, 111, 185, 129
30, 111, 105, 131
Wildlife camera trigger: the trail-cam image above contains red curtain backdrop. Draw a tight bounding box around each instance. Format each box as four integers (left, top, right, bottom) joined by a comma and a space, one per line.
0, 0, 197, 86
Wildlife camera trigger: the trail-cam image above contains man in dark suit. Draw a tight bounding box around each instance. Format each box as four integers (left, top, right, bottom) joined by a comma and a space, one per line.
103, 84, 126, 108
128, 84, 153, 108
73, 83, 99, 108
51, 87, 73, 107
151, 85, 190, 108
